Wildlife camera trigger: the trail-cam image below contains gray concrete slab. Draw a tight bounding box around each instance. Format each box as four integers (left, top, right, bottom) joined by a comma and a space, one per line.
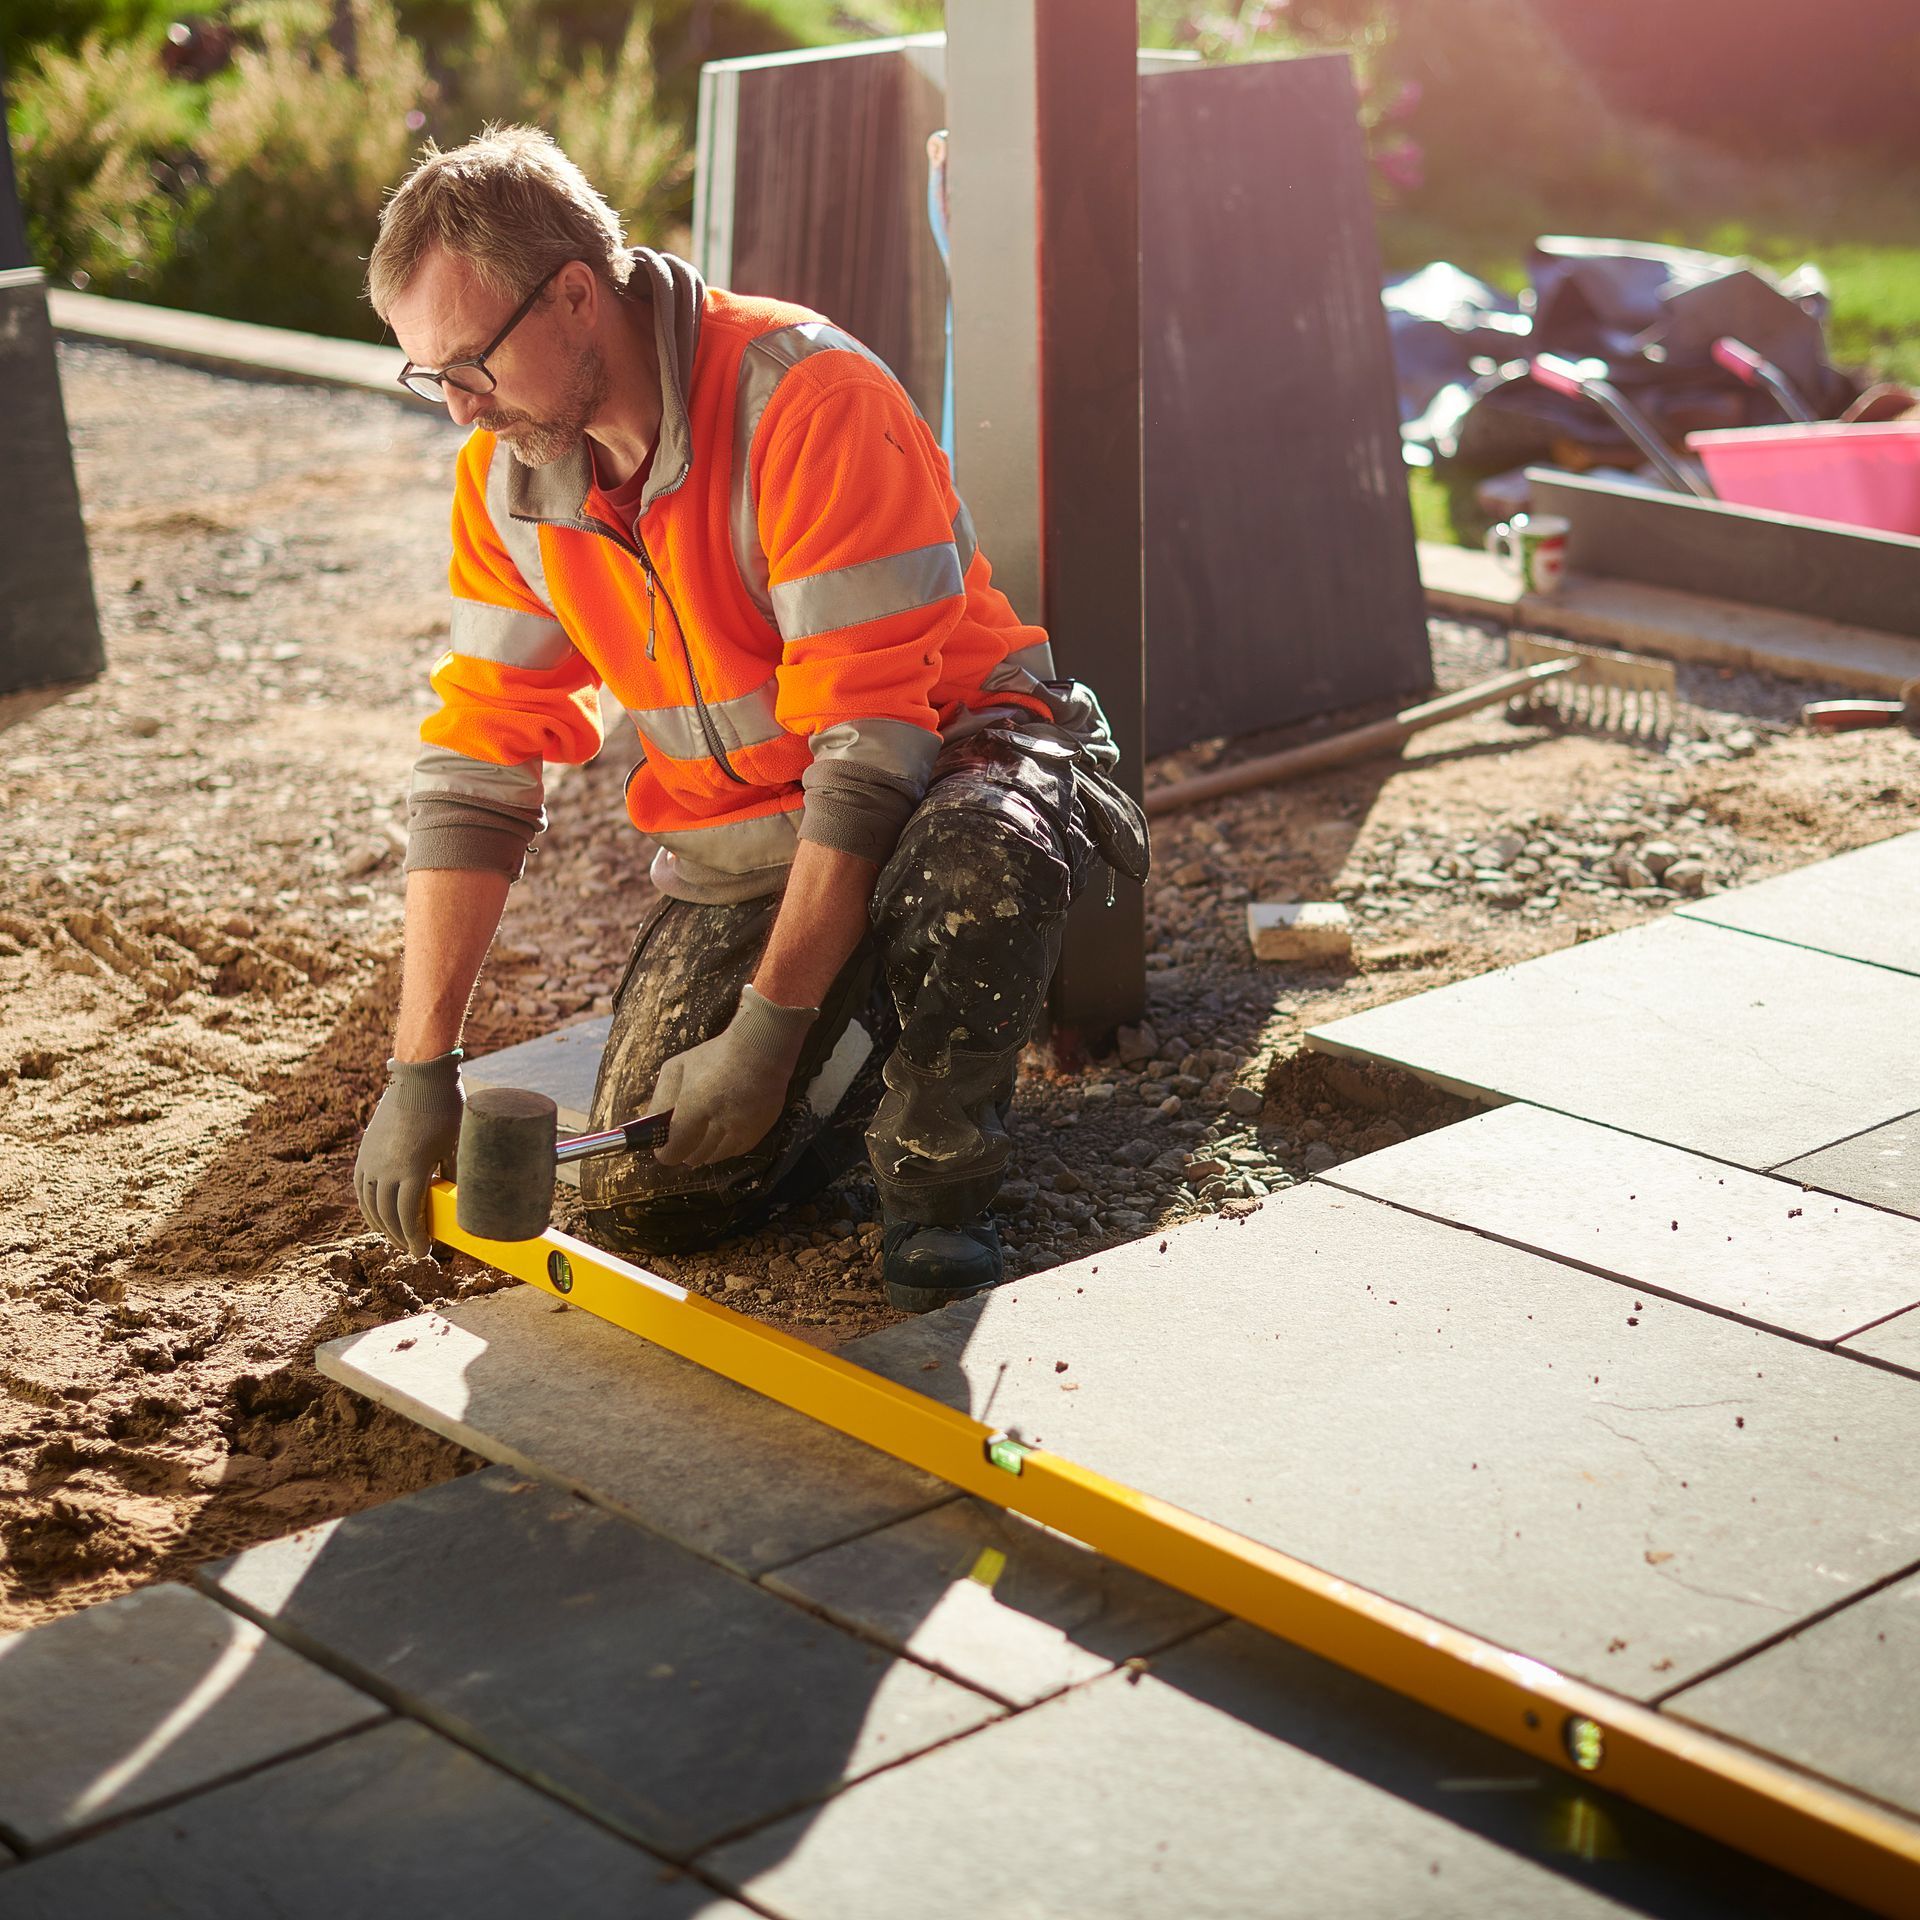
705, 1621, 1861, 1919
198, 1466, 1002, 1860
1306, 916, 1920, 1168
1324, 1104, 1920, 1343
1844, 1307, 1920, 1376
764, 1498, 1217, 1708
844, 1187, 1920, 1697
463, 1016, 611, 1175
1779, 1114, 1920, 1223
0, 1717, 742, 1919
0, 1581, 382, 1853
317, 1288, 951, 1575
1667, 1570, 1920, 1823
1677, 831, 1920, 977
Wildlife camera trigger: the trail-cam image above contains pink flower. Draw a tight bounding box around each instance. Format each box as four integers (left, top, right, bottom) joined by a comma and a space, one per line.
1383, 78, 1423, 122
1374, 137, 1425, 193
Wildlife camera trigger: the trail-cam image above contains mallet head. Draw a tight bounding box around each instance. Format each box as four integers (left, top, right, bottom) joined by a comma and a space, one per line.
456, 1085, 559, 1242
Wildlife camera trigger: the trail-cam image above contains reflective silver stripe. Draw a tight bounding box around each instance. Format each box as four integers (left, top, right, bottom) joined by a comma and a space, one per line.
770, 542, 963, 642
809, 717, 940, 787
982, 639, 1058, 692
629, 676, 784, 761
484, 439, 555, 613
951, 498, 978, 574
651, 806, 803, 892
409, 743, 546, 811
730, 348, 782, 628
448, 598, 574, 671
730, 321, 927, 633
751, 320, 912, 393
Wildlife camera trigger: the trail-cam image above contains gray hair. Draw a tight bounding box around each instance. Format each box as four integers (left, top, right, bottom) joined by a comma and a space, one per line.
367, 124, 632, 317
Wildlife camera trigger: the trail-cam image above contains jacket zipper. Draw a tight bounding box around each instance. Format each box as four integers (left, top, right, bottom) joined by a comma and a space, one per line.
573, 512, 748, 787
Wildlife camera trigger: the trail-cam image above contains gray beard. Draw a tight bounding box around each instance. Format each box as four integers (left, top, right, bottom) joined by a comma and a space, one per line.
484, 342, 610, 469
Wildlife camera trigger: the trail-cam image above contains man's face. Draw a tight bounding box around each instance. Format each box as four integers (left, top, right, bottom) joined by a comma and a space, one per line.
389, 248, 609, 467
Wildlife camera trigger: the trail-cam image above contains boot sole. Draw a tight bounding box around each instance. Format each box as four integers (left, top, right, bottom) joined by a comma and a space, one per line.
884, 1274, 1004, 1315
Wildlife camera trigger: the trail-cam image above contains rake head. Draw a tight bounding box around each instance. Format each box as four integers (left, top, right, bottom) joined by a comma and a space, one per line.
1505, 633, 1677, 740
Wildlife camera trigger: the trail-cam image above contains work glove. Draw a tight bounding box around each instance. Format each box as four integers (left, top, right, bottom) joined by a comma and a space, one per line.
354, 1049, 464, 1256
653, 985, 816, 1168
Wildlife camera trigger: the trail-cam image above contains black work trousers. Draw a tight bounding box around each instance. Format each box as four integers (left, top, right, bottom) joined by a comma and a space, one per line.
579, 727, 1098, 1255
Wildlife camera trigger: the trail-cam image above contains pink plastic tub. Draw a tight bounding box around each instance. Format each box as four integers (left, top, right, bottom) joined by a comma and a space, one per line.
1687, 421, 1920, 537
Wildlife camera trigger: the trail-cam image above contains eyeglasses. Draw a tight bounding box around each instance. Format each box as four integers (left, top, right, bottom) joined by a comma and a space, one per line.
396, 262, 564, 405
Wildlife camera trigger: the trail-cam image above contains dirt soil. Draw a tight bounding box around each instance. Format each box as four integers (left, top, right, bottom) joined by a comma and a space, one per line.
3, 343, 1914, 1632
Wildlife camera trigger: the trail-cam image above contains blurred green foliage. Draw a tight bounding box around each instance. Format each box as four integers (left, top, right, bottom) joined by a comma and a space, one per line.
7, 31, 204, 293
4, 0, 935, 336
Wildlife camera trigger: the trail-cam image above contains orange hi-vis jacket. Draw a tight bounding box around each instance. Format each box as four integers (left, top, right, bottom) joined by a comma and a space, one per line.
407, 248, 1058, 903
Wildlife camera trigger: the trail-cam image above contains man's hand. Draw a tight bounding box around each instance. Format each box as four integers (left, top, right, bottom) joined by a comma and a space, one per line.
653, 985, 816, 1167
355, 1051, 464, 1254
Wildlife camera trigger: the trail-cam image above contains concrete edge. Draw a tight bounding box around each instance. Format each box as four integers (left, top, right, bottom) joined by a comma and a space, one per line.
48, 288, 442, 412
1419, 540, 1920, 697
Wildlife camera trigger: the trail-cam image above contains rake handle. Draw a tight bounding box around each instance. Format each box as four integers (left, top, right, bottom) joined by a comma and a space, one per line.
1144, 660, 1575, 817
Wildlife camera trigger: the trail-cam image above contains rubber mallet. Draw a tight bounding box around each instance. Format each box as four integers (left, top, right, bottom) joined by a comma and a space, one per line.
455, 1086, 672, 1241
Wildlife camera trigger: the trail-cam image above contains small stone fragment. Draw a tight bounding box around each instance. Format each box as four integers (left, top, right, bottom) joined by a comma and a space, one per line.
1247, 901, 1352, 963
1225, 1085, 1263, 1117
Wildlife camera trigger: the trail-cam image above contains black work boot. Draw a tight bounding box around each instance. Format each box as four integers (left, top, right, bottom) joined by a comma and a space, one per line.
881, 1215, 1005, 1314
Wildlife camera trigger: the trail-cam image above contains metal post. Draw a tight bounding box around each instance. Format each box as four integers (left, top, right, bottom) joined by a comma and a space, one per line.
948, 0, 1146, 1044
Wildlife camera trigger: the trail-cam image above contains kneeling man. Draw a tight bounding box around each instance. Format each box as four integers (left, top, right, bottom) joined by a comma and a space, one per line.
353, 128, 1145, 1310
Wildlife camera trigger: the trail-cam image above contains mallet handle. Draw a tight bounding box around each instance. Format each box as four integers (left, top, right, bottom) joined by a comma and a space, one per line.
554, 1110, 674, 1165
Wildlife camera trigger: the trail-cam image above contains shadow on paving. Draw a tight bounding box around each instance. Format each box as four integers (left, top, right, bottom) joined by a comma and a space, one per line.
0, 1445, 1868, 1917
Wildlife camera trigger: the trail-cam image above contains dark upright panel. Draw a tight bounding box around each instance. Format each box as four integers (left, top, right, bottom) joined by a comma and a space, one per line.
700, 43, 948, 422
1138, 56, 1429, 758
0, 268, 105, 698
1529, 467, 1920, 639
0, 56, 29, 271
1035, 1, 1145, 1039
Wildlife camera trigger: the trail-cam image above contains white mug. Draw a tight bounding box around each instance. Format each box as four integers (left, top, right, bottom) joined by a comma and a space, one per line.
1485, 513, 1571, 597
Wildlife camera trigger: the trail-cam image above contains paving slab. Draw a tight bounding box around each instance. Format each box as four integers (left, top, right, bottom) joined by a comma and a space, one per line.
0, 1581, 382, 1852
1306, 915, 1920, 1168
764, 1498, 1217, 1708
463, 1016, 611, 1181
1843, 1307, 1920, 1376
318, 1288, 951, 1575
198, 1466, 1001, 1860
0, 1717, 742, 1919
1677, 832, 1920, 977
705, 1620, 1861, 1919
1323, 1104, 1920, 1343
1667, 1570, 1920, 1823
1779, 1114, 1920, 1222
843, 1186, 1920, 1697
